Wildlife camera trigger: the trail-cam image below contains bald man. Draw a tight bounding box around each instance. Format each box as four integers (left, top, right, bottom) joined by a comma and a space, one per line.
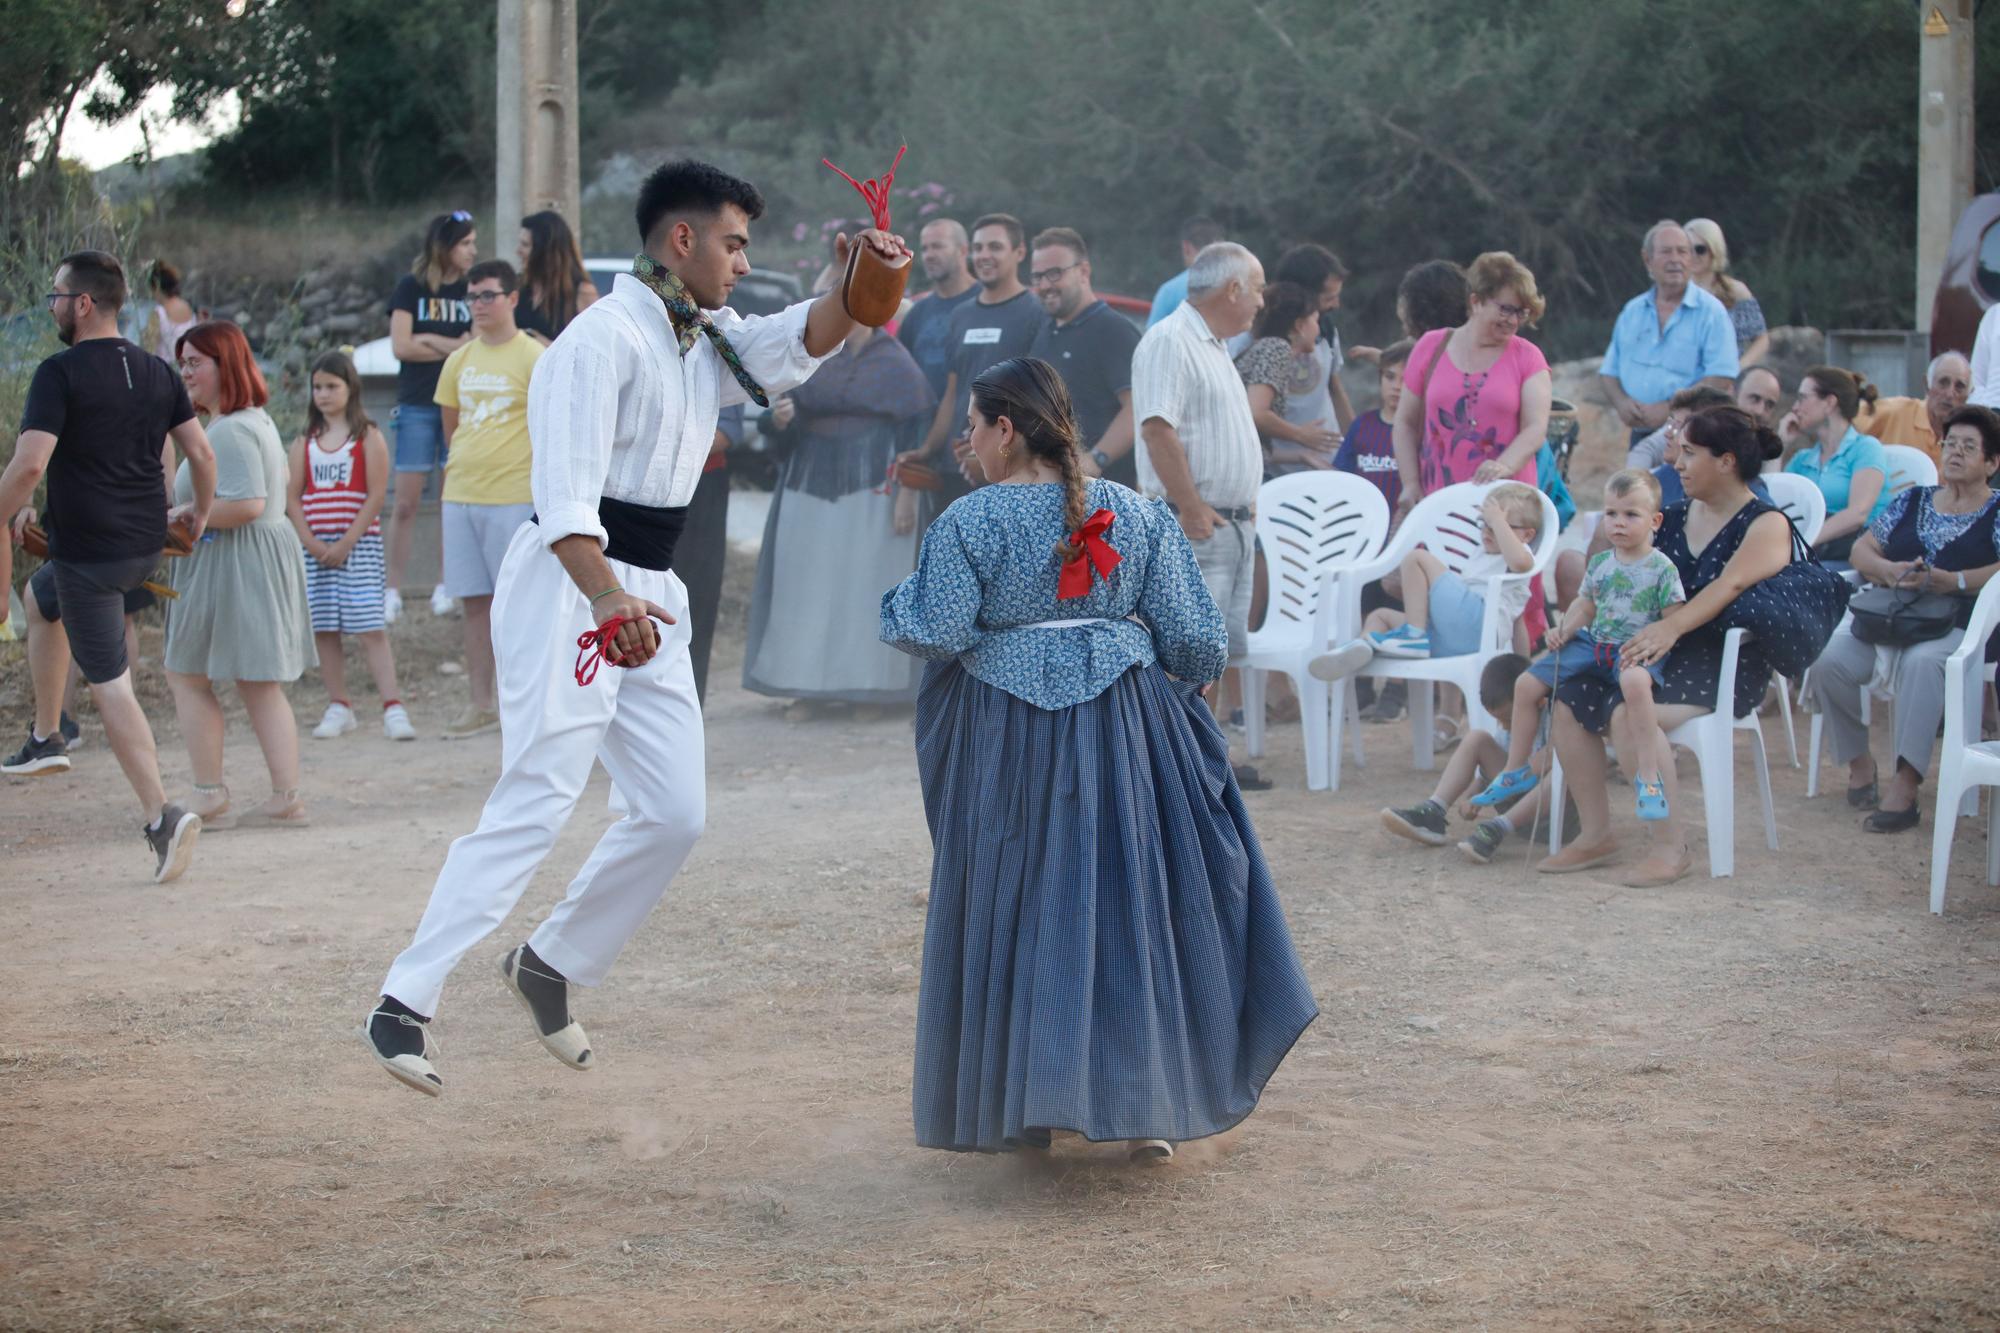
895, 218, 979, 401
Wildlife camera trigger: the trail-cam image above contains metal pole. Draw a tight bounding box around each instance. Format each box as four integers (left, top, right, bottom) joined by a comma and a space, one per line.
496, 0, 582, 251
1916, 1, 1975, 334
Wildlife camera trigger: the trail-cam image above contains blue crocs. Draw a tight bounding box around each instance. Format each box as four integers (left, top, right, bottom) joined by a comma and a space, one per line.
1470, 764, 1540, 807
1634, 777, 1669, 821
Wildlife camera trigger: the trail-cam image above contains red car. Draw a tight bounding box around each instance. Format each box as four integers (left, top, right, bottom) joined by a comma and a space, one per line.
1932, 192, 2000, 357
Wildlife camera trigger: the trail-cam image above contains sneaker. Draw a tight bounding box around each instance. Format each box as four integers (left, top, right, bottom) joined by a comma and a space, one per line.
383, 587, 404, 624
144, 803, 201, 884
382, 703, 417, 741
1364, 681, 1407, 723
312, 702, 357, 739
498, 945, 594, 1069
1366, 624, 1416, 648
1373, 630, 1432, 659
1380, 799, 1448, 846
1470, 764, 1540, 808
1308, 640, 1374, 682
1635, 777, 1669, 822
430, 585, 457, 617
2, 729, 70, 776
59, 711, 82, 751
1458, 819, 1509, 864
364, 998, 443, 1097
443, 707, 500, 740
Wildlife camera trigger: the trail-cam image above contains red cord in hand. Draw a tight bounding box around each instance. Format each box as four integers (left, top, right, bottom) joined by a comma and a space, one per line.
576, 615, 637, 686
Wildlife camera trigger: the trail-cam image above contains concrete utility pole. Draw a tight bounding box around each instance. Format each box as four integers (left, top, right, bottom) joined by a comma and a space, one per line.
496, 0, 582, 252
1916, 0, 1975, 333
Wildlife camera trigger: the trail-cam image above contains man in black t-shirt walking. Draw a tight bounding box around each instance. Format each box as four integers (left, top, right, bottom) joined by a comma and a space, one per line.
0, 250, 217, 883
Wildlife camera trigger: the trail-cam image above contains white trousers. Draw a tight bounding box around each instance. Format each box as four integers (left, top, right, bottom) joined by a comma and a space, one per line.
382, 524, 705, 1016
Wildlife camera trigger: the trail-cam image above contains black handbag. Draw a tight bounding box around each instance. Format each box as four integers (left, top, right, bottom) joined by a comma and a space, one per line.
1848, 583, 1965, 647
1713, 511, 1851, 678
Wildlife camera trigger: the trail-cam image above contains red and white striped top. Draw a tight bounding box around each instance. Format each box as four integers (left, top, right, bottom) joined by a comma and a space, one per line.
301, 432, 378, 536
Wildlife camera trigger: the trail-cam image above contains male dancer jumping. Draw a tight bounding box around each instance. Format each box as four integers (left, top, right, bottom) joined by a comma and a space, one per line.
365, 160, 908, 1094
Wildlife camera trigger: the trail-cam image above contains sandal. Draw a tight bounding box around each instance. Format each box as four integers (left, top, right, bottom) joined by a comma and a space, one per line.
238, 789, 310, 828
1863, 805, 1919, 834
188, 783, 237, 831
1432, 716, 1464, 755
1846, 782, 1880, 810
1634, 777, 1669, 822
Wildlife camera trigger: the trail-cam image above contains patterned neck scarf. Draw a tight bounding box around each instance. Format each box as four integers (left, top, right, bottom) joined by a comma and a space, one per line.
630, 253, 768, 407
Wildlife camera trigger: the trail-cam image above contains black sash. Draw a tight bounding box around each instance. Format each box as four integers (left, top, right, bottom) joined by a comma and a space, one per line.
532, 496, 689, 572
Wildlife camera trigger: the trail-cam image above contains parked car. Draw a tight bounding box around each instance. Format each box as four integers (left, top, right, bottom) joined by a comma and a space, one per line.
1932, 192, 2000, 358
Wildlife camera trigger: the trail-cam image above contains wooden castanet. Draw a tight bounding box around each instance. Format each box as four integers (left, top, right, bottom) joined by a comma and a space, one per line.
20, 521, 186, 598
839, 241, 910, 328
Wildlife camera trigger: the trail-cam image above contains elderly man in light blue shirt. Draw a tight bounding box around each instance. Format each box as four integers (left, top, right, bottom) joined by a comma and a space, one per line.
1600, 221, 1738, 444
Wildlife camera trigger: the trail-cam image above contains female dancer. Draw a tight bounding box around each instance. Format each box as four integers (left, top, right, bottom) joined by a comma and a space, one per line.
881, 357, 1317, 1162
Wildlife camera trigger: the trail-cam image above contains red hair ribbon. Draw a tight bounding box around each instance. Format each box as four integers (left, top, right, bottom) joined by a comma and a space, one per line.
1057, 508, 1122, 600
575, 616, 635, 686
821, 145, 907, 231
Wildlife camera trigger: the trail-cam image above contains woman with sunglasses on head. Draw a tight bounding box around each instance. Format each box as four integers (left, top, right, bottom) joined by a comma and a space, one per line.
383, 210, 477, 622
1684, 218, 1768, 370
513, 210, 599, 345
881, 356, 1317, 1164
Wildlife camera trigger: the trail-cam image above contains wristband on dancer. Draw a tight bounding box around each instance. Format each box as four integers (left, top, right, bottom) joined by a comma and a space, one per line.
590, 585, 623, 605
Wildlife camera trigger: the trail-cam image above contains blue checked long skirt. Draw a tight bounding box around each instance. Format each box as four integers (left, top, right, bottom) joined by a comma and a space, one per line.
911, 660, 1319, 1153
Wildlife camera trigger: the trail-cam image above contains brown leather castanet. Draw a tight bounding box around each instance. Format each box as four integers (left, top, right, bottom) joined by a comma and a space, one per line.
841, 242, 910, 328
892, 458, 942, 492
21, 521, 192, 560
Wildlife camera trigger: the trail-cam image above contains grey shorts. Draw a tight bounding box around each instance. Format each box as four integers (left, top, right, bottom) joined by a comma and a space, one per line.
441, 501, 533, 598
1187, 518, 1255, 658
28, 555, 156, 684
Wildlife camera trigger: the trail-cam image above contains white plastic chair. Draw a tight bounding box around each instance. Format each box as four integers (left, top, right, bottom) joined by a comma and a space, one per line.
1929, 578, 2000, 913
1323, 481, 1561, 786
1235, 473, 1390, 789
1759, 473, 1826, 767
1882, 444, 1939, 499
1545, 627, 1778, 878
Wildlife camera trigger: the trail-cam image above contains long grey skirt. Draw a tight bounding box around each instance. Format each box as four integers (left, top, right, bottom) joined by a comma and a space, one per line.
911, 660, 1318, 1152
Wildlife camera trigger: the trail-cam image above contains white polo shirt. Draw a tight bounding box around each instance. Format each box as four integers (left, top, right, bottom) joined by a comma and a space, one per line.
1130, 299, 1262, 509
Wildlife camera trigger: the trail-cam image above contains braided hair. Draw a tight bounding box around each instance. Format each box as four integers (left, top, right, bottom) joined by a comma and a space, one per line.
969, 357, 1091, 566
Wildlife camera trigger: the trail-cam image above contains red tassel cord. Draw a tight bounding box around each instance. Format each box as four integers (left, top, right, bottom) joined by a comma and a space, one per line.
821, 145, 907, 230
1056, 508, 1123, 600
575, 615, 645, 686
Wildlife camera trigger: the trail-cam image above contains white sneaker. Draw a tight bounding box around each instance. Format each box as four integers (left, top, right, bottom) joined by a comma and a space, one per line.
312, 702, 357, 739
430, 585, 457, 617
382, 703, 417, 741
383, 587, 404, 624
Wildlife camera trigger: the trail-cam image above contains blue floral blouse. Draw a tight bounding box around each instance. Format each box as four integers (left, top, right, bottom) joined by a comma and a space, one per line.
879, 479, 1227, 709
1867, 485, 2000, 563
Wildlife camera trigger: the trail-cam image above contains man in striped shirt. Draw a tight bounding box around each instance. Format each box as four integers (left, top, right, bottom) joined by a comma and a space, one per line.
1133, 241, 1266, 667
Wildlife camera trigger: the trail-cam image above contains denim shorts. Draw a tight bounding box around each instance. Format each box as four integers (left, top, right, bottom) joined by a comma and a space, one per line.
392, 403, 446, 473
1426, 572, 1490, 658
1527, 633, 1665, 689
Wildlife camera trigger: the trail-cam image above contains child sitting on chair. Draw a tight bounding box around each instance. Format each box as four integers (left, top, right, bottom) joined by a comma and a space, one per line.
1309, 481, 1542, 681
1378, 653, 1566, 863
1473, 468, 1686, 820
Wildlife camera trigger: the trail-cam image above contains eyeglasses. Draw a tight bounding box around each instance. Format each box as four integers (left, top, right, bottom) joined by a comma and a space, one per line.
467, 290, 510, 304
1692, 243, 1711, 257
44, 291, 81, 307
1029, 263, 1079, 285
449, 210, 473, 223
1940, 436, 1985, 456
1491, 300, 1530, 322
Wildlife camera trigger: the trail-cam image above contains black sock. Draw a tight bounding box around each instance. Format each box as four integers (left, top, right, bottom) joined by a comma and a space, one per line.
513, 944, 572, 1036
370, 995, 428, 1057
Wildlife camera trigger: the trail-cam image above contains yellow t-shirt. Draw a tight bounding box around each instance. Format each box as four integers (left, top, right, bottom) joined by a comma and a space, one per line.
434, 332, 543, 504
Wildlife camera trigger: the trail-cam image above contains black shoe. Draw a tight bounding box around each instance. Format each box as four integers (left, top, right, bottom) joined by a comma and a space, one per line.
1846, 781, 1880, 810
2, 729, 70, 776
365, 996, 442, 1096
1231, 763, 1273, 792
144, 803, 200, 884
1364, 681, 1406, 724
1457, 818, 1507, 863
1863, 804, 1919, 834
499, 945, 594, 1069
59, 711, 82, 751
1381, 799, 1448, 846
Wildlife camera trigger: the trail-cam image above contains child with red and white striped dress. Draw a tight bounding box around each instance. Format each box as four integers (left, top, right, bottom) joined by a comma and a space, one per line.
285, 351, 415, 740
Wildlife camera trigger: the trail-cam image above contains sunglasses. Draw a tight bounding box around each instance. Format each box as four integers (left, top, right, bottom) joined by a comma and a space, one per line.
449, 210, 473, 222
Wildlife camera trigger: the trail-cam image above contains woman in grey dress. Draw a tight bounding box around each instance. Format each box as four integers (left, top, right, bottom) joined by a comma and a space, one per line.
743, 311, 935, 707
167, 321, 314, 828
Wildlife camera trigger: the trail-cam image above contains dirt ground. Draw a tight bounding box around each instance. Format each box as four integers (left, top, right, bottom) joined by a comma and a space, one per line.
5, 549, 2000, 1332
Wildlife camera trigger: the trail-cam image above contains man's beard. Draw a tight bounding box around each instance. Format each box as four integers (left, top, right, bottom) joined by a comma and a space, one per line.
54, 313, 75, 346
